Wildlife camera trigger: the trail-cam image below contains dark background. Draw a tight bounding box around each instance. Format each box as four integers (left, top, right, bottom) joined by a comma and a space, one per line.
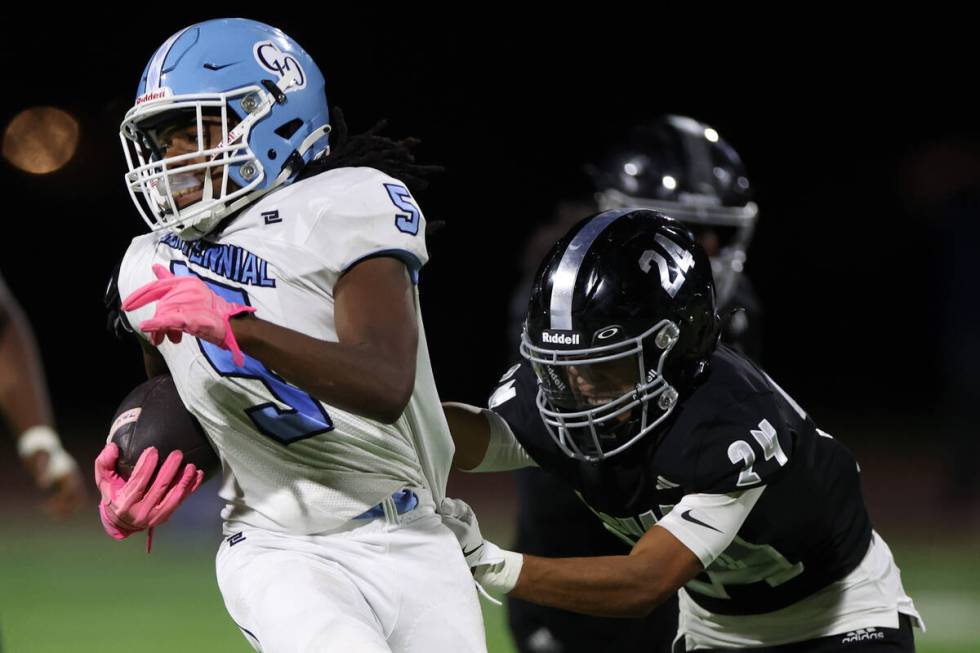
1, 12, 977, 469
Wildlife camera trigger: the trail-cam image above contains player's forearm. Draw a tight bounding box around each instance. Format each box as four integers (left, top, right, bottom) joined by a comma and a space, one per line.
231, 316, 415, 423
510, 553, 673, 618
442, 402, 491, 470
0, 303, 55, 433
505, 526, 702, 618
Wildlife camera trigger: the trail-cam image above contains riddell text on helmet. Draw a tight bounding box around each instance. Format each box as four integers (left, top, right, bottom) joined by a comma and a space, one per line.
541, 331, 581, 346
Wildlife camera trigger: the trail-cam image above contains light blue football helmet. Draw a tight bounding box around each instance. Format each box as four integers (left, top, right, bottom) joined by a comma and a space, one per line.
120, 18, 330, 238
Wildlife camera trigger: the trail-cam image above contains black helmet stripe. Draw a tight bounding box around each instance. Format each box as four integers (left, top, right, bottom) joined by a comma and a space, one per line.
549, 209, 633, 330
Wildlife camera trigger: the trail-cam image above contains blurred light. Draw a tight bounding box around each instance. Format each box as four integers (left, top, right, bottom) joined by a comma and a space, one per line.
662, 175, 677, 190
737, 176, 750, 190
704, 127, 719, 143
624, 162, 639, 176
2, 107, 79, 174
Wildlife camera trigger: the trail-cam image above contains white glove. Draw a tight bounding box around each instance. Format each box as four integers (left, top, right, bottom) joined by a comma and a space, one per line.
438, 497, 524, 602
471, 540, 523, 595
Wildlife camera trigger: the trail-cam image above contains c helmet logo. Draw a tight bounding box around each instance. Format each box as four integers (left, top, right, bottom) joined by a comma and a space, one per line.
253, 41, 306, 90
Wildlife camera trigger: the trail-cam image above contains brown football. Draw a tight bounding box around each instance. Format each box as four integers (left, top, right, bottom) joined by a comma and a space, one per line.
108, 374, 219, 481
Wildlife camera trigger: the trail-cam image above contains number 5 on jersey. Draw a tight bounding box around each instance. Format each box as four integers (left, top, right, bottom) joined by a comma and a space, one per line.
385, 183, 421, 235
172, 262, 334, 445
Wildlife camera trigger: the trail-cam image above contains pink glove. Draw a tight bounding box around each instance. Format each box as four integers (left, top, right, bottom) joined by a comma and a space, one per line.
94, 442, 204, 547
122, 264, 256, 367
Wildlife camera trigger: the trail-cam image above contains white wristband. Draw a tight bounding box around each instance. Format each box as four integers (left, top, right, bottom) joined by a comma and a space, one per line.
17, 425, 78, 488
17, 425, 61, 459
41, 448, 78, 487
474, 547, 524, 594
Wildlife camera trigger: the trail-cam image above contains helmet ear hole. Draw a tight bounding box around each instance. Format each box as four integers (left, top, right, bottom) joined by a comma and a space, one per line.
274, 118, 303, 139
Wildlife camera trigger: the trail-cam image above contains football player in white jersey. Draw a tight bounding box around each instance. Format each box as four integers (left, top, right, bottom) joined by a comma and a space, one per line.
95, 18, 486, 653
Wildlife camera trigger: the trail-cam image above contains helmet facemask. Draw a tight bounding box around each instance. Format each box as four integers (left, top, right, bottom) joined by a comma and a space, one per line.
521, 320, 682, 463
120, 82, 289, 239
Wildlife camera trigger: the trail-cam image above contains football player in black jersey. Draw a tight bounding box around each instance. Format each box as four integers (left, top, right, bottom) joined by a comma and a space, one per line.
444, 209, 922, 651
506, 116, 763, 653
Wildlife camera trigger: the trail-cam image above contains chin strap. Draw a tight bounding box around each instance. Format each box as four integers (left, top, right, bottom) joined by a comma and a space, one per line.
297, 125, 331, 160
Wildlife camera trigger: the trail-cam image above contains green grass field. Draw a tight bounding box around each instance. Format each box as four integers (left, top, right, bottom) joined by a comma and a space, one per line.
1, 507, 977, 653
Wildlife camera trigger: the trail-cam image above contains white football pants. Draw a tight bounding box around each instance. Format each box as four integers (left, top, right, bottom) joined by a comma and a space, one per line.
215, 490, 488, 653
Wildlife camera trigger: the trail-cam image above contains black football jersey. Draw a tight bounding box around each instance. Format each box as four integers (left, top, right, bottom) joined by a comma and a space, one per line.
490, 344, 873, 616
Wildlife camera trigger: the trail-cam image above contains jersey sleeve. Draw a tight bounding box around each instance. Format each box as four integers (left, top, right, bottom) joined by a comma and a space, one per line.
116, 234, 161, 345
302, 168, 429, 284
656, 486, 765, 568
469, 408, 537, 471
487, 362, 544, 446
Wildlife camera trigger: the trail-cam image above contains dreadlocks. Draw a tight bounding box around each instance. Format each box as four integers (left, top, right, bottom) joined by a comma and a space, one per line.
299, 106, 443, 192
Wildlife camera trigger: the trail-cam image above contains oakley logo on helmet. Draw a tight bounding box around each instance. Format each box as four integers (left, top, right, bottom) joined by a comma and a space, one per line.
639, 234, 696, 298
253, 41, 306, 90
595, 327, 621, 341
541, 331, 581, 346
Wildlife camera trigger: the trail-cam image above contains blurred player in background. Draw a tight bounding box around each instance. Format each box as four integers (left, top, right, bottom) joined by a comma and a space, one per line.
447, 208, 922, 652
99, 18, 486, 652
0, 272, 84, 518
504, 116, 761, 653
592, 116, 762, 357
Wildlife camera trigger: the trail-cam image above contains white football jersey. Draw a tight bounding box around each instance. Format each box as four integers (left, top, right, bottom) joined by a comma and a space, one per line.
118, 167, 455, 535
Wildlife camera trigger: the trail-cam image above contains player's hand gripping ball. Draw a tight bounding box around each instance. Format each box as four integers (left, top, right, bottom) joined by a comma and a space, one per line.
94, 375, 218, 542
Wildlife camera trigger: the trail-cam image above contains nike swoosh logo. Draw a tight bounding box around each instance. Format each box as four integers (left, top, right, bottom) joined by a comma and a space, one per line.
203, 62, 237, 71
462, 543, 484, 558
681, 510, 722, 533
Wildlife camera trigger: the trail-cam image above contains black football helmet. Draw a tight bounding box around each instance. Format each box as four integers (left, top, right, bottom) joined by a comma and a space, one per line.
591, 115, 758, 307
520, 209, 720, 462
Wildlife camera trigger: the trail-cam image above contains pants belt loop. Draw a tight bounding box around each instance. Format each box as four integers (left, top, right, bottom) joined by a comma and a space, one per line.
382, 495, 398, 525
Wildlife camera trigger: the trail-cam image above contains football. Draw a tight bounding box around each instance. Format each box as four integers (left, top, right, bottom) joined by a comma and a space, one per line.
108, 374, 220, 481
